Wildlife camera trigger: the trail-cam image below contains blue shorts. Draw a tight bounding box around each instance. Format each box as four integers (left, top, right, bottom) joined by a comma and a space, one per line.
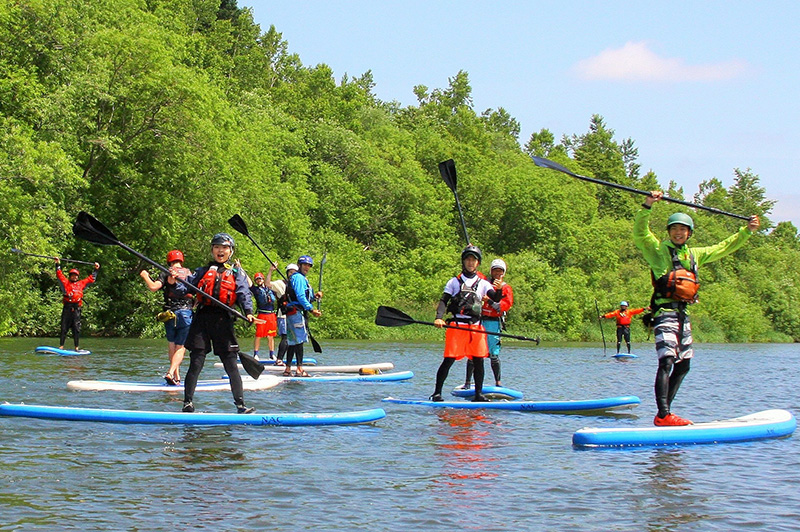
165, 308, 193, 346
277, 316, 287, 336
286, 311, 308, 346
483, 318, 502, 356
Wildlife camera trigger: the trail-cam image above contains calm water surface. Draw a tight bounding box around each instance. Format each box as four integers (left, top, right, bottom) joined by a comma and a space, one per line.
0, 338, 797, 531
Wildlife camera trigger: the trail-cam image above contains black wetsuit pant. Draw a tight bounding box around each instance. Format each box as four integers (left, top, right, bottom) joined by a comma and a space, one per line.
285, 343, 304, 368
655, 356, 691, 418
465, 356, 500, 386
183, 308, 246, 408
434, 357, 485, 397
616, 325, 631, 353
60, 303, 81, 348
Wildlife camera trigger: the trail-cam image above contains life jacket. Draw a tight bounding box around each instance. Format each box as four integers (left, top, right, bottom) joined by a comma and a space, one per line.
196, 264, 237, 307
284, 274, 313, 315
447, 274, 484, 319
163, 267, 193, 309
253, 285, 276, 313
63, 282, 85, 305
651, 246, 699, 306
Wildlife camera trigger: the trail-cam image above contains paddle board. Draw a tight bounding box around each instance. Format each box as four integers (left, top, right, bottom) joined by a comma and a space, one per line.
35, 346, 91, 356
382, 395, 640, 414
276, 371, 413, 383
612, 353, 638, 360
0, 403, 386, 426
573, 409, 797, 448
451, 386, 524, 400
257, 357, 317, 366
67, 375, 282, 392
216, 362, 395, 373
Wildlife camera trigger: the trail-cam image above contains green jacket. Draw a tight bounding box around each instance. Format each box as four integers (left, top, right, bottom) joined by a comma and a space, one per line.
633, 208, 753, 312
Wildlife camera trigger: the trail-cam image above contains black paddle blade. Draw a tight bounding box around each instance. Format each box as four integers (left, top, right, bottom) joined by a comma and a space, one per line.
531, 156, 577, 177
375, 306, 415, 327
227, 214, 249, 237
438, 159, 457, 193
310, 333, 322, 353
72, 211, 119, 246
238, 351, 264, 380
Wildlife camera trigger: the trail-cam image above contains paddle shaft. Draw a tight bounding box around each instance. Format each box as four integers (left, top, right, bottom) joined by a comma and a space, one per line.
595, 299, 607, 356
11, 249, 95, 266
532, 156, 751, 221
406, 316, 538, 342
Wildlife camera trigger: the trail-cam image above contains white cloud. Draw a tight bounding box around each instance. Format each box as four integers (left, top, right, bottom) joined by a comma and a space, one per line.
573, 41, 749, 82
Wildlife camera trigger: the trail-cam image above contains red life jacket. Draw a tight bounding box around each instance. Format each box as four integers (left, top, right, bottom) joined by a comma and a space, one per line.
57, 269, 94, 306
196, 265, 237, 307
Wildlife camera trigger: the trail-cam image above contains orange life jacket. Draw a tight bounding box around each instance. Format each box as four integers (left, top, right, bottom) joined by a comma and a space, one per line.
196, 265, 237, 306
652, 247, 699, 304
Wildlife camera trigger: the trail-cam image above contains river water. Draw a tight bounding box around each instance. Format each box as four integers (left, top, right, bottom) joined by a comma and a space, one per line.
0, 338, 797, 531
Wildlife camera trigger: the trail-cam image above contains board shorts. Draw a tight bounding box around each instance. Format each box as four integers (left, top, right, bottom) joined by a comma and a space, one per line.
654, 311, 693, 360
443, 321, 488, 360
165, 308, 193, 345
286, 311, 308, 346
255, 312, 277, 338
482, 318, 502, 356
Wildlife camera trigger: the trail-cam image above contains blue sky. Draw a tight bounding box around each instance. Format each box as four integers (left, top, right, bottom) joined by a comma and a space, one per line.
248, 1, 800, 228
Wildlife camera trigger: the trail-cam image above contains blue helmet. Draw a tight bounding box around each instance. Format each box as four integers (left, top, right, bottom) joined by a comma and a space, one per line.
211, 232, 235, 249
620, 301, 629, 307
297, 255, 313, 266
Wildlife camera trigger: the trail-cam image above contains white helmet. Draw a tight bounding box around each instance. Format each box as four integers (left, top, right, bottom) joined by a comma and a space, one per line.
285, 263, 299, 273
490, 259, 507, 272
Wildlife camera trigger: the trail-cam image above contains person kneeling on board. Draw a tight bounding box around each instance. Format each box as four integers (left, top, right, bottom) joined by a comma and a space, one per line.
431, 245, 503, 402
636, 192, 759, 427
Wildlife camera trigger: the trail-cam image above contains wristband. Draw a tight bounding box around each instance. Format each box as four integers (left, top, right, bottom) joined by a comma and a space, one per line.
641, 202, 652, 209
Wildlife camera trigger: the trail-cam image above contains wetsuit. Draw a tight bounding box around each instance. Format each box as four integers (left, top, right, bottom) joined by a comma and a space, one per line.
56, 266, 98, 349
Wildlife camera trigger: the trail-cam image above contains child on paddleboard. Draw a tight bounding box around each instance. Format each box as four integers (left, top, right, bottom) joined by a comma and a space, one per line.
55, 258, 100, 351
636, 191, 759, 426
179, 233, 258, 414
249, 263, 278, 360
431, 245, 503, 402
140, 249, 193, 386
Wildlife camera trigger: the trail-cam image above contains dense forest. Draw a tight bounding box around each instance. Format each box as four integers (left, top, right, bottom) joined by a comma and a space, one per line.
2, 0, 798, 343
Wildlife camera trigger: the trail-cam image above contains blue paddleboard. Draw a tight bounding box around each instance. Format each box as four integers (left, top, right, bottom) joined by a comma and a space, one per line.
612, 353, 638, 360
451, 386, 524, 400
382, 395, 640, 414
0, 403, 386, 426
35, 346, 91, 356
572, 409, 796, 448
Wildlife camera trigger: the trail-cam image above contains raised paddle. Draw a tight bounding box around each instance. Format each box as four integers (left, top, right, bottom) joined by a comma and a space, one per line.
438, 159, 471, 244
228, 213, 322, 354
375, 306, 541, 344
531, 156, 751, 221
72, 211, 264, 380
595, 299, 607, 356
11, 248, 96, 266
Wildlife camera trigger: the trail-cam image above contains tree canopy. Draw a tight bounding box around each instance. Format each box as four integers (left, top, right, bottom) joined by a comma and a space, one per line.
1, 0, 797, 343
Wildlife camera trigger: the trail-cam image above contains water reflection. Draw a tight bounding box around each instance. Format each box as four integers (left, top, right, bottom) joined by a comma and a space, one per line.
643, 449, 707, 531
170, 426, 250, 469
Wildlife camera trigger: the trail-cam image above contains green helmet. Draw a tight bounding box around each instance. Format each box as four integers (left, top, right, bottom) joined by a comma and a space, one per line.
667, 213, 694, 231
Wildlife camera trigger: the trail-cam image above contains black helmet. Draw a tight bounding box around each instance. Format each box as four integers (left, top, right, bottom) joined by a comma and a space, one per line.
461, 244, 482, 263
210, 232, 235, 250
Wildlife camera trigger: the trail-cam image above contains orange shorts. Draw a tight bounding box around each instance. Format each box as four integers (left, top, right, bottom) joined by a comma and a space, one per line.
255, 313, 277, 338
443, 322, 488, 360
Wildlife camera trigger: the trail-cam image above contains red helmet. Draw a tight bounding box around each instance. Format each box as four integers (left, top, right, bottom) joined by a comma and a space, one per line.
68, 268, 80, 276
166, 250, 184, 264
254, 272, 265, 280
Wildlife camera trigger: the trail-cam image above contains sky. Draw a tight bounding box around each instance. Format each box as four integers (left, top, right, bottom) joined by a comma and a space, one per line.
247, 1, 800, 228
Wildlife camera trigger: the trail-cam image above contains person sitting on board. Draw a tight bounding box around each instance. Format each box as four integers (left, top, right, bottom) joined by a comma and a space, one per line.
464, 258, 514, 388
636, 191, 760, 426
249, 264, 278, 361
270, 263, 297, 367
283, 255, 322, 378
55, 258, 100, 351
179, 233, 258, 414
601, 301, 647, 355
140, 249, 194, 386
431, 245, 503, 402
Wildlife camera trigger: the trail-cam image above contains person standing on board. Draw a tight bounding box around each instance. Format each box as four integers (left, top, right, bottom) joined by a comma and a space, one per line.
636, 191, 760, 426
602, 301, 647, 355
249, 264, 278, 360
431, 245, 503, 402
463, 258, 514, 388
283, 256, 321, 377
55, 258, 100, 351
140, 249, 194, 385
270, 263, 297, 367
180, 233, 257, 414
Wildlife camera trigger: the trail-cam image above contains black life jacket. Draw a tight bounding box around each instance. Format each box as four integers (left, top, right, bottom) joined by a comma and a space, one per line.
447, 274, 483, 319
